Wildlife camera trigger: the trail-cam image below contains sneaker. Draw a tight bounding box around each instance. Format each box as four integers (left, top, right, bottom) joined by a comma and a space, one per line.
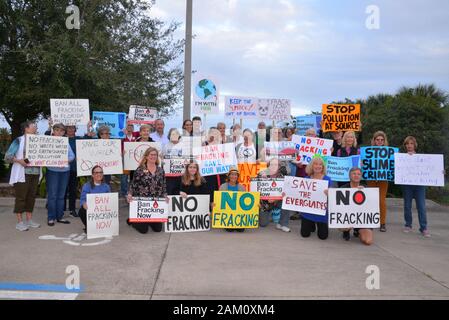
280, 226, 291, 233
403, 226, 412, 233
353, 229, 359, 238
57, 219, 71, 224
276, 223, 282, 230
69, 210, 79, 218
26, 220, 40, 228
421, 229, 431, 238
16, 222, 29, 231
380, 224, 386, 232
343, 231, 351, 241
47, 220, 55, 227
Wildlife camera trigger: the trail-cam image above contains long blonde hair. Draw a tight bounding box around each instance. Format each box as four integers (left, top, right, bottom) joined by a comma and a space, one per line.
139, 147, 160, 167
305, 157, 327, 176
341, 131, 358, 148
181, 161, 205, 187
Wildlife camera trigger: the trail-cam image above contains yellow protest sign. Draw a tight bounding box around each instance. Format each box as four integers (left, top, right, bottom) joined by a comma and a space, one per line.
238, 162, 267, 191
212, 191, 260, 229
322, 104, 361, 132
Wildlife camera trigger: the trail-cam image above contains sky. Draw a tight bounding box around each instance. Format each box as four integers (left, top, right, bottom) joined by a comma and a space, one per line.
2, 0, 449, 134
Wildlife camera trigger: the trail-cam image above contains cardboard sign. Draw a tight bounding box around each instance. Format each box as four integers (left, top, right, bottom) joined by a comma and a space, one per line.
328, 188, 380, 228
322, 104, 361, 132
50, 99, 90, 126
394, 153, 445, 187
193, 143, 237, 176
258, 98, 291, 121
224, 96, 258, 118
264, 141, 297, 161
178, 136, 204, 157
250, 178, 284, 200
163, 157, 189, 177
76, 139, 123, 176
212, 191, 260, 229
129, 197, 169, 223
295, 115, 321, 136
282, 176, 329, 216
326, 156, 361, 182
92, 111, 127, 138
165, 195, 210, 233
361, 146, 399, 181
128, 105, 158, 124
86, 193, 119, 239
123, 142, 161, 171
292, 135, 333, 164
238, 162, 267, 191
25, 134, 69, 167
193, 77, 220, 114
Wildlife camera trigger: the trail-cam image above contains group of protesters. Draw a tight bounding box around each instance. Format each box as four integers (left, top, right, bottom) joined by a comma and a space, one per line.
5, 115, 433, 245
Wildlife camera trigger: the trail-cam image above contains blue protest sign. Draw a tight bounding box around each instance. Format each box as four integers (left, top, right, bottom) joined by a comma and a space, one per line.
326, 156, 361, 182
295, 115, 321, 135
360, 147, 399, 181
92, 111, 126, 138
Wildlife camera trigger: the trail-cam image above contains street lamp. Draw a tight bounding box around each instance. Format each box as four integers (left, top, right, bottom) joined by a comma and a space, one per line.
183, 0, 193, 121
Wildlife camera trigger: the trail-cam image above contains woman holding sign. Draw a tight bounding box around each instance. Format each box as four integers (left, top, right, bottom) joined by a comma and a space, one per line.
127, 147, 168, 234
219, 167, 246, 233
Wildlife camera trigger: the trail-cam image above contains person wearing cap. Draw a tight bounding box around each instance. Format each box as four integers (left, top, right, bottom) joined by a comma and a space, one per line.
46, 123, 75, 226
219, 167, 246, 233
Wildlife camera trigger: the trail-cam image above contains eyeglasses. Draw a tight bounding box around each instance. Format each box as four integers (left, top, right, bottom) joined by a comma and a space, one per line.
93, 171, 104, 174
100, 132, 110, 135
375, 138, 385, 141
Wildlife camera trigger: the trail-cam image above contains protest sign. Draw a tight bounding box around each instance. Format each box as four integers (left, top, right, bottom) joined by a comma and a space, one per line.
328, 188, 380, 228
326, 156, 361, 182
50, 99, 90, 126
250, 178, 284, 200
128, 105, 158, 124
165, 195, 210, 233
193, 143, 237, 176
123, 142, 161, 171
163, 157, 189, 177
321, 104, 361, 132
361, 147, 398, 181
292, 135, 333, 164
264, 141, 297, 161
238, 162, 267, 191
394, 153, 445, 187
179, 136, 203, 158
212, 191, 260, 229
224, 96, 258, 118
193, 77, 219, 114
129, 197, 169, 223
86, 193, 119, 239
76, 139, 123, 176
258, 98, 291, 121
25, 134, 68, 167
92, 111, 127, 138
295, 115, 322, 136
282, 176, 329, 216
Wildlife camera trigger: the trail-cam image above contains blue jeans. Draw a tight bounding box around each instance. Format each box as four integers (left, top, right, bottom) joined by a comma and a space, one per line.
259, 209, 290, 227
288, 162, 297, 177
47, 170, 70, 221
403, 185, 427, 232
120, 174, 129, 196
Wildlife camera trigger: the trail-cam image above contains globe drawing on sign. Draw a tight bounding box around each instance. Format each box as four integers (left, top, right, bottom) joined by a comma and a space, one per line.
195, 79, 217, 100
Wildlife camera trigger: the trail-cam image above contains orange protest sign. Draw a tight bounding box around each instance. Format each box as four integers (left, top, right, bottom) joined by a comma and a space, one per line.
238, 162, 267, 191
321, 104, 361, 132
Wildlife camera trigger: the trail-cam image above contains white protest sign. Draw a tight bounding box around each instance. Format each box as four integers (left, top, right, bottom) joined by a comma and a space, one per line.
165, 195, 210, 233
123, 142, 161, 171
394, 153, 445, 187
292, 135, 333, 164
193, 143, 237, 176
193, 76, 220, 114
76, 139, 123, 176
264, 141, 297, 161
179, 136, 204, 157
282, 176, 329, 216
328, 188, 380, 228
50, 99, 90, 126
163, 157, 189, 177
128, 105, 158, 124
129, 197, 169, 223
25, 134, 69, 167
258, 98, 291, 121
225, 96, 258, 119
250, 178, 284, 200
86, 193, 119, 239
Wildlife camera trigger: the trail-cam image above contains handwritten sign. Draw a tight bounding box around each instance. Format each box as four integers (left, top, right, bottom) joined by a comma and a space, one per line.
25, 134, 68, 167
295, 115, 321, 136
361, 147, 398, 181
129, 197, 169, 223
193, 143, 237, 176
282, 176, 329, 216
165, 195, 210, 233
264, 141, 297, 161
326, 156, 361, 182
92, 111, 127, 138
193, 77, 220, 114
328, 188, 380, 228
322, 104, 361, 132
50, 99, 90, 126
238, 162, 267, 191
258, 98, 291, 121
394, 153, 445, 187
250, 178, 284, 200
225, 96, 258, 118
123, 142, 161, 171
76, 139, 123, 176
86, 193, 119, 239
128, 105, 158, 124
292, 135, 333, 164
212, 191, 260, 229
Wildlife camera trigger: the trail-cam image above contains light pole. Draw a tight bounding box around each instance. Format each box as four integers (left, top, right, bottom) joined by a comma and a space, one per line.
183, 0, 193, 121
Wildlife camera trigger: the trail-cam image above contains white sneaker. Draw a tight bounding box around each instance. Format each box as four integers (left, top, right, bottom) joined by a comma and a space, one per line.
280, 226, 291, 233
16, 222, 29, 231
276, 223, 282, 230
26, 220, 40, 228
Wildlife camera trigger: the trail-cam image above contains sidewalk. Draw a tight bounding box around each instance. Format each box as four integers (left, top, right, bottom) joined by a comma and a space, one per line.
0, 198, 448, 300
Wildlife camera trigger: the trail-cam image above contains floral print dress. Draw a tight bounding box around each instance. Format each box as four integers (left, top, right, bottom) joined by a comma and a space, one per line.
129, 166, 167, 198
